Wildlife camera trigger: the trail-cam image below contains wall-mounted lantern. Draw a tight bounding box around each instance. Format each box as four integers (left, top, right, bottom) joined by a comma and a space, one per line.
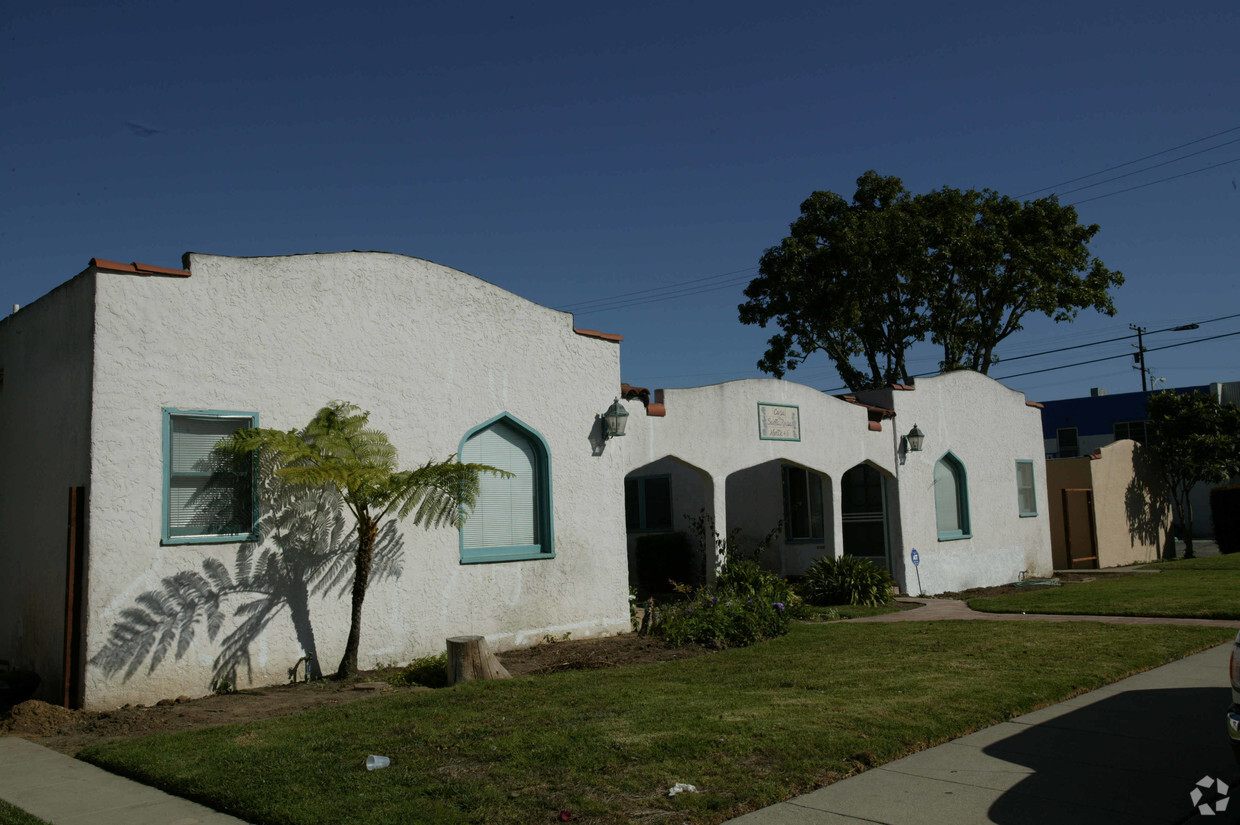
602, 398, 629, 439
904, 423, 925, 452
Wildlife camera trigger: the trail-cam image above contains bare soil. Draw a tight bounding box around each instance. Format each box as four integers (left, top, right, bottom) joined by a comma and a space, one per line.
1, 634, 711, 756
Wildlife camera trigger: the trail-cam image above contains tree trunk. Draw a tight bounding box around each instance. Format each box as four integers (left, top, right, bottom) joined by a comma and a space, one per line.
445, 635, 510, 686
336, 512, 377, 679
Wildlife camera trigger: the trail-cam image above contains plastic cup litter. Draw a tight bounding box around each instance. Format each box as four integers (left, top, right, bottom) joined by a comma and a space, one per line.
366, 755, 390, 771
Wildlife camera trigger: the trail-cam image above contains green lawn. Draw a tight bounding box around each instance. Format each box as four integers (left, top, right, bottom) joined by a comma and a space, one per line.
79, 621, 1233, 825
0, 800, 51, 825
970, 553, 1240, 618
802, 602, 913, 620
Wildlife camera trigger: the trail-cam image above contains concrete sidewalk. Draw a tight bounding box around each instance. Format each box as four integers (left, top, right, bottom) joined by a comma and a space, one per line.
727, 641, 1240, 825
0, 735, 251, 825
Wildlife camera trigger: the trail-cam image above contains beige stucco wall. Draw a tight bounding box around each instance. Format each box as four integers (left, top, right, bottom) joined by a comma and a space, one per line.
1046, 441, 1168, 569
76, 252, 630, 708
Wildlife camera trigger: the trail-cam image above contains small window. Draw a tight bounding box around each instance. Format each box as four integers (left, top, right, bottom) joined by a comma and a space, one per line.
1113, 421, 1148, 443
1057, 427, 1079, 458
934, 452, 970, 540
459, 413, 553, 563
1015, 460, 1037, 517
625, 475, 672, 531
782, 465, 824, 541
162, 410, 258, 544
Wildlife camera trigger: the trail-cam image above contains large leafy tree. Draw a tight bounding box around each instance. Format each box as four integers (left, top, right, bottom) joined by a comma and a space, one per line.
739, 172, 1123, 391
1145, 391, 1240, 559
224, 402, 504, 678
739, 172, 928, 390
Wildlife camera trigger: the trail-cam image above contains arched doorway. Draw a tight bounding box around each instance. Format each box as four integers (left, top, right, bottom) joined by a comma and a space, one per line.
841, 462, 892, 571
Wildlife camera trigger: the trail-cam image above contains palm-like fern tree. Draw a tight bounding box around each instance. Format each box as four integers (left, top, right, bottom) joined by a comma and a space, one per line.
224, 401, 505, 678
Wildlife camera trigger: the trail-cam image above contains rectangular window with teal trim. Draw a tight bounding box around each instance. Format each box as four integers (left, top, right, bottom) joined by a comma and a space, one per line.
1016, 460, 1037, 517
162, 409, 258, 544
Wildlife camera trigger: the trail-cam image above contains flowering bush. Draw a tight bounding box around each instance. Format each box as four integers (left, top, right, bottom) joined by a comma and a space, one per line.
656, 560, 804, 648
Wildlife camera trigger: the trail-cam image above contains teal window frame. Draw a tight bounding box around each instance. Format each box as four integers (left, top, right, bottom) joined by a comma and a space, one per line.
625, 474, 673, 532
934, 451, 971, 541
458, 412, 554, 564
782, 464, 825, 543
1016, 459, 1038, 518
162, 408, 259, 545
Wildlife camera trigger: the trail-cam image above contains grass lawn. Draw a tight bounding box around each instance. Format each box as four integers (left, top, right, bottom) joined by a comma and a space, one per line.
802, 602, 911, 620
970, 553, 1240, 619
0, 799, 51, 825
79, 621, 1233, 825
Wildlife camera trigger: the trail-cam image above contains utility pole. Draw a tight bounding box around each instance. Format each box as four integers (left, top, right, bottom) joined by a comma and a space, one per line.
1130, 322, 1199, 392
1130, 324, 1148, 391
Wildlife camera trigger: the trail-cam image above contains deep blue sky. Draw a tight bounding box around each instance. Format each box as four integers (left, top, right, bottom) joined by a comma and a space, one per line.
3, 1, 1237, 402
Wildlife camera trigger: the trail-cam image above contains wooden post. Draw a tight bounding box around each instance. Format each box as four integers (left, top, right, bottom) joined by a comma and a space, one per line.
445, 635, 511, 686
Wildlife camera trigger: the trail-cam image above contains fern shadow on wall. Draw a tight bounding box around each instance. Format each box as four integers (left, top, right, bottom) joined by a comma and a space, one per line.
88, 452, 404, 691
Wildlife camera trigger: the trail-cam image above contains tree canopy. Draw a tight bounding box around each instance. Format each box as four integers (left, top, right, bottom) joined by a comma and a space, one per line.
1145, 390, 1240, 558
739, 171, 1124, 391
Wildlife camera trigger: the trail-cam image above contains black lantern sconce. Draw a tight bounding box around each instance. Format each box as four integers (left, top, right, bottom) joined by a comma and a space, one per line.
903, 423, 925, 453
602, 398, 629, 439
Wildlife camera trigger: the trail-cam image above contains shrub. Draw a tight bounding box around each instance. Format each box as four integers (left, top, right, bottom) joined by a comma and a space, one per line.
1212, 485, 1240, 555
655, 557, 805, 648
801, 555, 893, 607
385, 654, 448, 688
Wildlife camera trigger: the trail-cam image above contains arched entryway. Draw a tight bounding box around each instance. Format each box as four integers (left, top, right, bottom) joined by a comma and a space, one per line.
841, 462, 893, 572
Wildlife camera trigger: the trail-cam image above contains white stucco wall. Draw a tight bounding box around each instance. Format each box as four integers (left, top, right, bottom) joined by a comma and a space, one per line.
79, 252, 630, 708
618, 372, 1053, 596
618, 379, 899, 579
860, 373, 1054, 594
0, 274, 95, 703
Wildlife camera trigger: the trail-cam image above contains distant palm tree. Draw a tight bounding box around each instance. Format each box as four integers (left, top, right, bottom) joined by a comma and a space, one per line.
225, 401, 506, 678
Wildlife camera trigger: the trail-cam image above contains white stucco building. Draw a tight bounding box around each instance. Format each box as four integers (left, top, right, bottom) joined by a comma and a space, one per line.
2, 251, 1054, 710
620, 372, 1053, 597
0, 253, 631, 709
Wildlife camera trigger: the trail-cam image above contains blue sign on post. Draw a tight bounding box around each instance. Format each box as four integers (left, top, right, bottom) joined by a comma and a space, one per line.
911, 548, 920, 567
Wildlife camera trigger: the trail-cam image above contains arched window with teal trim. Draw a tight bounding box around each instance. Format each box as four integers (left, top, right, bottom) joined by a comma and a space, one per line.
458, 413, 554, 563
934, 451, 970, 540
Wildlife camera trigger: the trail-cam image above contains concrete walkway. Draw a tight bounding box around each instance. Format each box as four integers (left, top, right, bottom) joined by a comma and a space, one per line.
727, 638, 1240, 824
0, 735, 251, 825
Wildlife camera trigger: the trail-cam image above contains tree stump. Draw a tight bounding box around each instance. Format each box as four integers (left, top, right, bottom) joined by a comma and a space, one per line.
445, 635, 511, 686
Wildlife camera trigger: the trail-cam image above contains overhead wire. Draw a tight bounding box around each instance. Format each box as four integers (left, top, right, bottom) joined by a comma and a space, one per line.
1015, 124, 1240, 198
563, 125, 1240, 329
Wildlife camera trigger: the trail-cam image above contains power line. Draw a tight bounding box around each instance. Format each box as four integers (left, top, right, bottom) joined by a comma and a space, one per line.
1067, 157, 1240, 206
1015, 124, 1240, 198
1052, 136, 1240, 197
993, 329, 1240, 381
564, 127, 1240, 319
818, 313, 1240, 392
558, 267, 755, 311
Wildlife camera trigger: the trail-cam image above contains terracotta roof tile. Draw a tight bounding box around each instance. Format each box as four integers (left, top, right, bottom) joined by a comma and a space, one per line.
1026, 401, 1045, 409
90, 258, 190, 277
575, 327, 623, 342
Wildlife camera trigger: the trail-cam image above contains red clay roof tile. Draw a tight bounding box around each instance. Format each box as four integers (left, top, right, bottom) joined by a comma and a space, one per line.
575, 327, 623, 342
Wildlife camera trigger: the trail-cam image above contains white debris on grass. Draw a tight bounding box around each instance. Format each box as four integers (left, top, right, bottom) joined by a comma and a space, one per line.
668, 782, 698, 797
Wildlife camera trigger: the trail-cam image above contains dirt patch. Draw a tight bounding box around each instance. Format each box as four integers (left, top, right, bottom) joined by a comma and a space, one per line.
497, 633, 712, 677
1, 633, 714, 756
